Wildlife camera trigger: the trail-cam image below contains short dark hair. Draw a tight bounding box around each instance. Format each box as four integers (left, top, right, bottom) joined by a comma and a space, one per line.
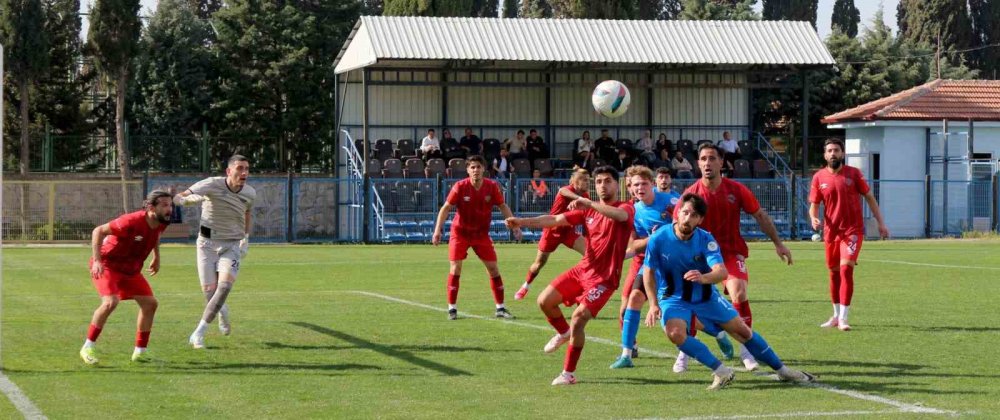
228, 154, 249, 166
428, 128, 436, 133
592, 165, 619, 182
144, 190, 172, 207
824, 138, 844, 152
697, 143, 722, 157
516, 129, 525, 135
466, 155, 486, 166
655, 167, 672, 176
680, 193, 708, 217
529, 129, 537, 134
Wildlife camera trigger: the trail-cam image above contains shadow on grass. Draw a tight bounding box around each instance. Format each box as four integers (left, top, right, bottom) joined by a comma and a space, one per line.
876, 324, 1000, 333
290, 322, 472, 377
262, 342, 515, 354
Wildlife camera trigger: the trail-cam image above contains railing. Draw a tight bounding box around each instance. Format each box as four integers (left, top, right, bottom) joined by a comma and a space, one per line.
341, 130, 385, 241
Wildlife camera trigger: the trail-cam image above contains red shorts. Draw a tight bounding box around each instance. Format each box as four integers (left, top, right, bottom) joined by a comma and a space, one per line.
622, 254, 645, 298
723, 253, 749, 282
90, 260, 153, 300
448, 234, 497, 262
825, 232, 864, 269
551, 266, 618, 317
537, 227, 580, 253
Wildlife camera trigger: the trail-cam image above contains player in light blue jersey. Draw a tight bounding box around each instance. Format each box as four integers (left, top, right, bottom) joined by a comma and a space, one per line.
642, 193, 816, 390
654, 167, 680, 197
611, 166, 732, 370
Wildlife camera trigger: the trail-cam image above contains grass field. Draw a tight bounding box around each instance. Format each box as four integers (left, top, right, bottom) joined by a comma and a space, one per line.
1, 240, 998, 419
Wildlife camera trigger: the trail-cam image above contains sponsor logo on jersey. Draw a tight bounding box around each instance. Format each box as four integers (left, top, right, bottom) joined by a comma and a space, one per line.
845, 178, 853, 186
585, 285, 608, 303
463, 196, 471, 202
586, 217, 595, 225
134, 235, 144, 242
707, 241, 719, 252
727, 194, 736, 204
820, 183, 829, 190
485, 195, 491, 202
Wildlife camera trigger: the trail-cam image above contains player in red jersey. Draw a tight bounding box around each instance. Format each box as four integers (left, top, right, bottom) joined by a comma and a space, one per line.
505, 166, 635, 385
809, 138, 888, 331
680, 144, 793, 371
433, 155, 522, 320
79, 191, 173, 365
515, 169, 591, 301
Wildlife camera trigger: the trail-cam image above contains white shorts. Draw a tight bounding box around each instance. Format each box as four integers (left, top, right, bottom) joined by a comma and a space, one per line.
197, 236, 242, 286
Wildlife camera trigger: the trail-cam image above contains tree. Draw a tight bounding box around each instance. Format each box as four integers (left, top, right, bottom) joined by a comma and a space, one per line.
434, 0, 474, 16
88, 0, 141, 209
0, 0, 49, 174
830, 0, 859, 38
558, 0, 634, 18
471, 0, 496, 16
383, 0, 434, 15
762, 0, 817, 28
502, 0, 517, 17
187, 0, 222, 18
521, 0, 552, 17
679, 0, 757, 20
897, 0, 973, 52
969, 0, 1000, 78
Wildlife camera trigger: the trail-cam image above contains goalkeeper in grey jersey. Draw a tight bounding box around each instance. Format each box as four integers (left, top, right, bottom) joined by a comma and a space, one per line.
173, 155, 256, 349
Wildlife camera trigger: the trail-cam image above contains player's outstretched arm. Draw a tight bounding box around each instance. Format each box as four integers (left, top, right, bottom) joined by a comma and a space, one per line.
90, 223, 113, 277
558, 186, 581, 200
809, 202, 822, 231
506, 214, 569, 230
863, 191, 890, 239
173, 190, 205, 207
752, 209, 793, 265
682, 263, 728, 285
575, 197, 629, 222
432, 203, 455, 245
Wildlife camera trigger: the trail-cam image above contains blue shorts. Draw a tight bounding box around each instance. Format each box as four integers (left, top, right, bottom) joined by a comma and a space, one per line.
659, 294, 740, 328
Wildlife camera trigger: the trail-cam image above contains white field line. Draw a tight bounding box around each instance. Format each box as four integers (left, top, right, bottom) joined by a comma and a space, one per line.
0, 371, 46, 419
351, 291, 957, 416
865, 259, 1000, 271
646, 409, 921, 419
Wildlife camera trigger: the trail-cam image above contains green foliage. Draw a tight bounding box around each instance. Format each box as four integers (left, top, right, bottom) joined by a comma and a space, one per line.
897, 0, 973, 52
521, 0, 552, 17
558, 0, 634, 18
762, 0, 816, 28
969, 0, 1000, 78
383, 0, 434, 15
87, 0, 142, 80
1, 0, 50, 173
679, 0, 757, 20
830, 0, 859, 38
502, 0, 518, 17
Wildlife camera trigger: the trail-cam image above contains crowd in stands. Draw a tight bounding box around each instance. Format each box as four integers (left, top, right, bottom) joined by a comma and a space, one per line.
360, 127, 772, 180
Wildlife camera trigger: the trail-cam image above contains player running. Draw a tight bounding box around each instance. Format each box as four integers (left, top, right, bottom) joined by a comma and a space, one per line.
515, 169, 591, 300
809, 138, 889, 331
505, 166, 635, 385
643, 193, 816, 390
174, 155, 256, 349
433, 155, 522, 320
678, 144, 793, 372
80, 190, 172, 365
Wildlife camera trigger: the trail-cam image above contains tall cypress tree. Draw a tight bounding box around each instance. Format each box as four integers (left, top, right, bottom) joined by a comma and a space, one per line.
897, 0, 973, 52
383, 0, 433, 15
969, 0, 1000, 78
520, 0, 552, 17
679, 0, 756, 20
502, 0, 518, 17
471, 0, 497, 16
761, 0, 817, 28
0, 0, 49, 174
830, 0, 859, 38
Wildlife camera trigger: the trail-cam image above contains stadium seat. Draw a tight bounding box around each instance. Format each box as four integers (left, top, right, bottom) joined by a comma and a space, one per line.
375, 182, 395, 212
616, 139, 633, 152
374, 139, 395, 162
511, 158, 532, 178
403, 158, 425, 178
733, 159, 752, 179
677, 139, 694, 154
382, 158, 404, 178
593, 159, 607, 168
355, 138, 368, 157
425, 158, 446, 178
752, 159, 773, 178
447, 158, 467, 178
533, 159, 554, 177
483, 138, 501, 162
396, 181, 417, 212
415, 181, 436, 211
366, 158, 382, 177
395, 139, 417, 160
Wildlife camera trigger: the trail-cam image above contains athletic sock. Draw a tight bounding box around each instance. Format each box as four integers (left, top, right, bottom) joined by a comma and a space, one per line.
743, 332, 783, 370
733, 300, 753, 328
564, 344, 584, 373
677, 336, 722, 370
525, 270, 538, 285
839, 305, 850, 323
546, 315, 570, 335
135, 330, 151, 348
448, 304, 457, 311
829, 270, 841, 310
620, 309, 641, 356
489, 276, 505, 305
194, 320, 210, 336
447, 274, 460, 305
87, 324, 102, 343
840, 265, 855, 307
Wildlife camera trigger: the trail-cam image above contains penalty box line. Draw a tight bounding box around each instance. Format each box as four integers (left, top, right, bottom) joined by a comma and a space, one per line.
0, 371, 46, 420
350, 290, 956, 416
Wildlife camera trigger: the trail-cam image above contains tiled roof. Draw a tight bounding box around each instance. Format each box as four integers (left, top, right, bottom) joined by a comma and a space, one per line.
822, 79, 1000, 123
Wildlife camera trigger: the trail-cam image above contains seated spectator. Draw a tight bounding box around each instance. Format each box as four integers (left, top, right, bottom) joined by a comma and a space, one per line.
459, 127, 482, 155
594, 129, 617, 162
635, 129, 656, 165
655, 132, 670, 156
611, 149, 633, 172
420, 128, 443, 160
526, 129, 549, 161
441, 129, 464, 160
493, 148, 511, 178
575, 130, 594, 169
504, 130, 528, 160
528, 169, 550, 205
718, 131, 740, 174
652, 148, 673, 170
672, 150, 694, 178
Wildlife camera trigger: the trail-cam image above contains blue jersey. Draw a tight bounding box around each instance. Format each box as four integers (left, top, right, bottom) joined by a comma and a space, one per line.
642, 223, 724, 303
633, 191, 681, 239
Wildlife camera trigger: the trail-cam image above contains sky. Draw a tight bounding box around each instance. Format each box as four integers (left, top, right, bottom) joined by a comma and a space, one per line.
79, 0, 900, 40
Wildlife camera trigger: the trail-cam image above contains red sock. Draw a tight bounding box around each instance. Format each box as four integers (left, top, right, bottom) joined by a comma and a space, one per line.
547, 315, 570, 335
689, 314, 699, 337
733, 300, 753, 328
136, 330, 151, 348
489, 276, 505, 305
447, 274, 460, 305
564, 344, 584, 373
840, 265, 855, 306
829, 270, 841, 304
87, 324, 102, 342
525, 270, 538, 285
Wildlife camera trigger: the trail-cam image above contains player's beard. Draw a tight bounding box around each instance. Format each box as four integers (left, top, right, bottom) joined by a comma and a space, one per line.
156, 213, 171, 224
829, 158, 843, 169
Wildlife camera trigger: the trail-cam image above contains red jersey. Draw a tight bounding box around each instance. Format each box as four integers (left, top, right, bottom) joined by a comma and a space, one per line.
548, 186, 590, 216
446, 178, 505, 238
810, 165, 869, 237
100, 210, 167, 275
564, 202, 635, 287
682, 178, 760, 257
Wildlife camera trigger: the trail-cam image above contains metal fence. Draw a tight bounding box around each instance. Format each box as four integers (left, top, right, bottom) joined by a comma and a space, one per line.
2, 180, 143, 241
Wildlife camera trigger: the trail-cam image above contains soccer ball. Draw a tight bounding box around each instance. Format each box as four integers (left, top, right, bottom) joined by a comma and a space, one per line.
592, 80, 631, 118
811, 233, 822, 242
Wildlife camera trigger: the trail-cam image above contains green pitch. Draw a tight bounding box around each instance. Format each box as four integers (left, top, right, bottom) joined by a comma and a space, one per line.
1, 241, 998, 418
